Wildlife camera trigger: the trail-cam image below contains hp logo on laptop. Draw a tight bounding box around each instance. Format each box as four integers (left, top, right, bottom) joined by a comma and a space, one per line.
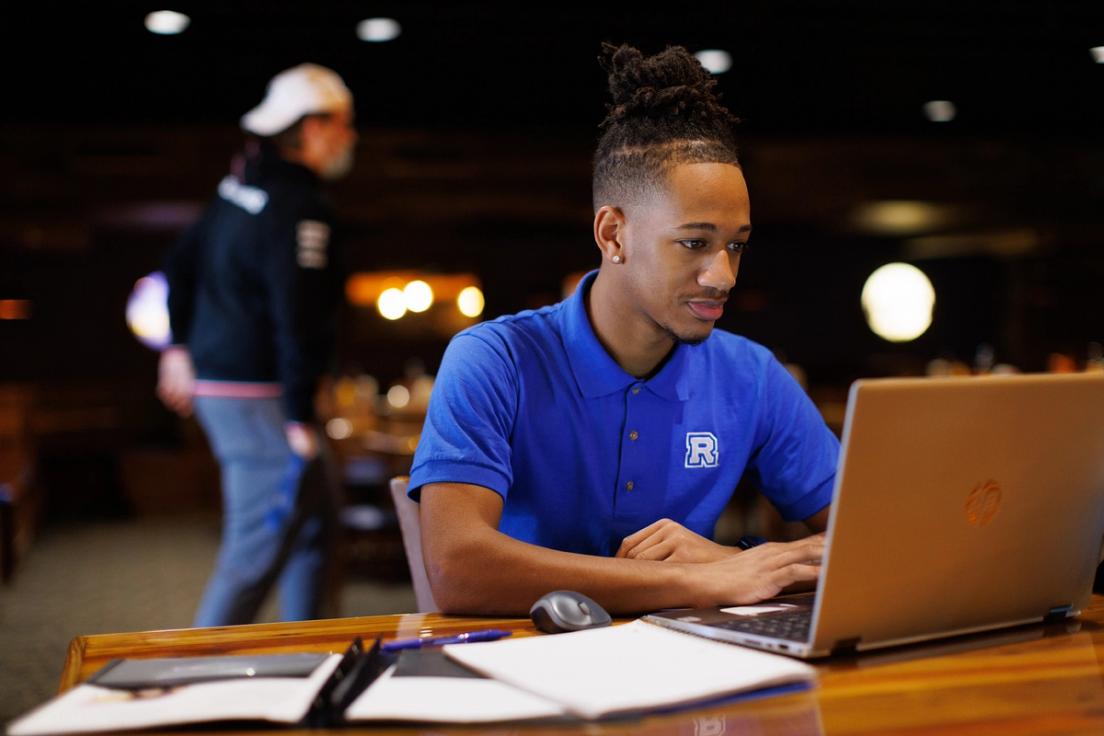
965, 479, 1002, 527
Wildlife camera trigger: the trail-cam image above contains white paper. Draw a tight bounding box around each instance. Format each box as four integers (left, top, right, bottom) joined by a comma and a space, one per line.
345, 665, 566, 723
719, 603, 799, 616
444, 620, 817, 719
7, 655, 341, 736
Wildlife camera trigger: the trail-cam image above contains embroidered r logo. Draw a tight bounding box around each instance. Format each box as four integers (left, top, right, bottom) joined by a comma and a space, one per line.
685, 432, 719, 468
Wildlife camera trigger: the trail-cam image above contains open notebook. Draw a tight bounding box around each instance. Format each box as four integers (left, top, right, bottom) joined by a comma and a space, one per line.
9, 625, 814, 732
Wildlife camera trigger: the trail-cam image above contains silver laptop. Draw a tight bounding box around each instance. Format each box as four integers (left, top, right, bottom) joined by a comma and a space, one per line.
645, 373, 1104, 658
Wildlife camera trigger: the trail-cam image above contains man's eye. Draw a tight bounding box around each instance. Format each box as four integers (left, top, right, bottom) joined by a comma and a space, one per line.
678, 239, 707, 250
728, 242, 748, 253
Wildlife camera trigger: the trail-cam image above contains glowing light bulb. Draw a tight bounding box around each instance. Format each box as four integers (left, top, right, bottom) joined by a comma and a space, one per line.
357, 17, 401, 42
695, 49, 732, 75
387, 385, 411, 409
923, 100, 956, 122
861, 263, 936, 342
326, 418, 353, 440
457, 286, 485, 318
126, 272, 172, 349
403, 280, 434, 313
377, 288, 407, 320
145, 10, 190, 35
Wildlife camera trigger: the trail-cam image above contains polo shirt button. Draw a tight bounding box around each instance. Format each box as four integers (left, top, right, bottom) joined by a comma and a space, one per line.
631, 386, 641, 395
625, 481, 635, 491
629, 430, 639, 441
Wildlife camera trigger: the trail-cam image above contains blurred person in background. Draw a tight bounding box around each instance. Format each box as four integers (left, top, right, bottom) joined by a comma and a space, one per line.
157, 63, 355, 626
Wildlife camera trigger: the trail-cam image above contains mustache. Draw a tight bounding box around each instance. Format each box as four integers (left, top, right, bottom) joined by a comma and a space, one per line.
686, 289, 729, 301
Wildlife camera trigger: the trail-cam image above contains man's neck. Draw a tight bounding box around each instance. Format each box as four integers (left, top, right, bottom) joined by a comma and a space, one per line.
587, 268, 676, 379
277, 147, 321, 177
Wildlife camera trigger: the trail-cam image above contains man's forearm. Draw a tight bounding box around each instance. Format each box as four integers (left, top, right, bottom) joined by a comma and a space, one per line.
426, 525, 700, 616
419, 482, 824, 616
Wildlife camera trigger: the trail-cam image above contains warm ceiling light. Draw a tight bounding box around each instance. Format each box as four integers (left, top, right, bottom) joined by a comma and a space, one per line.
1091, 47, 1104, 64
457, 286, 485, 318
923, 100, 956, 122
694, 49, 732, 75
145, 10, 191, 35
403, 280, 434, 313
377, 287, 407, 320
852, 200, 951, 235
861, 263, 936, 343
357, 17, 401, 42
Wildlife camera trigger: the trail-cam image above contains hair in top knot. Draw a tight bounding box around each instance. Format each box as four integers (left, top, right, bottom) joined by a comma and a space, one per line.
593, 43, 741, 211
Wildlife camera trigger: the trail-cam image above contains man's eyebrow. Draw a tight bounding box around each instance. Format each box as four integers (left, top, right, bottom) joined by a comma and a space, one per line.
675, 222, 753, 234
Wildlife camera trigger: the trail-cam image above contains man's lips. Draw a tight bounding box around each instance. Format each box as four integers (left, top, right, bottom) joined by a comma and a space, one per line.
687, 299, 726, 321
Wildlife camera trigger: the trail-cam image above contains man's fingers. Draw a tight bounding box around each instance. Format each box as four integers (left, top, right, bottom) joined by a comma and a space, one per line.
633, 539, 675, 561
774, 562, 821, 588
617, 519, 676, 558
617, 519, 670, 558
740, 540, 823, 573
620, 531, 664, 560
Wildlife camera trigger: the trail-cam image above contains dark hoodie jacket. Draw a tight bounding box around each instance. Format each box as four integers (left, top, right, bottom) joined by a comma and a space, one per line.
164, 145, 343, 423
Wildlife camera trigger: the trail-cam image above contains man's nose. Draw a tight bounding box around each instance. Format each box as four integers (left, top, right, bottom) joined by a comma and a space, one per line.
698, 250, 737, 292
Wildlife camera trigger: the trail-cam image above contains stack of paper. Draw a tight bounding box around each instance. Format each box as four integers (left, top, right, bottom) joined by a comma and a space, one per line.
443, 620, 817, 719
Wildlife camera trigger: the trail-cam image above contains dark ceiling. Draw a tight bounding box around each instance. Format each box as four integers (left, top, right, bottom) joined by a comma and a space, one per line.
2, 1, 1103, 383
5, 1, 1104, 137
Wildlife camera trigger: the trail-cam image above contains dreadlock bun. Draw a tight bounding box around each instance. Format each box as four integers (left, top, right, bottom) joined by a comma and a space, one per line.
591, 43, 742, 211
600, 43, 737, 129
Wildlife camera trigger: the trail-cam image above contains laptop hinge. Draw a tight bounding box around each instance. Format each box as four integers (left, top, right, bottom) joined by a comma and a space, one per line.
1044, 605, 1073, 623
830, 637, 861, 656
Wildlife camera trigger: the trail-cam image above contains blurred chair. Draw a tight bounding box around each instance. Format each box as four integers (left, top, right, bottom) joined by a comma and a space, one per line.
389, 476, 438, 612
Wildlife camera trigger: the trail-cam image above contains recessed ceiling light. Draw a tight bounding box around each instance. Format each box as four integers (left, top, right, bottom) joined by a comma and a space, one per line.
694, 49, 732, 75
1091, 46, 1104, 64
923, 100, 956, 123
357, 17, 401, 43
145, 10, 190, 36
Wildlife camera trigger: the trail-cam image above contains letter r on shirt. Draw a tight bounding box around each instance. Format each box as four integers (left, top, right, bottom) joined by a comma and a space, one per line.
685, 432, 719, 468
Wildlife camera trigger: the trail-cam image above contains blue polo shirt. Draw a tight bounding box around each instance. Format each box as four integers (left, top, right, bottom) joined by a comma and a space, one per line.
409, 271, 839, 556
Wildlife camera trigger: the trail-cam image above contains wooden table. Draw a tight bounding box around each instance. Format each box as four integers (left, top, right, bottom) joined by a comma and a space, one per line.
57, 596, 1104, 735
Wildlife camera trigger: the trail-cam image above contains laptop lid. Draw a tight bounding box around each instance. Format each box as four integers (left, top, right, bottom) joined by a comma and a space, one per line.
810, 372, 1104, 655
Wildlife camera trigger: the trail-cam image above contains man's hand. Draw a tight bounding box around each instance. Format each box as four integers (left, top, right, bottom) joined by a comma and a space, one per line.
157, 347, 195, 417
698, 534, 825, 606
616, 518, 738, 563
285, 422, 320, 460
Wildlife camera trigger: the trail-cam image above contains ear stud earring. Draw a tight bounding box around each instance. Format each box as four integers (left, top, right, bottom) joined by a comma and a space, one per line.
612, 255, 622, 264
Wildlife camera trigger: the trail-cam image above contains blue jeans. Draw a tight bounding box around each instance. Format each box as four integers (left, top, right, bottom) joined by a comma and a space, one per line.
192, 396, 338, 626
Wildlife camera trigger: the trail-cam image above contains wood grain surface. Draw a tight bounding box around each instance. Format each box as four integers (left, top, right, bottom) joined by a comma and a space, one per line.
55, 596, 1104, 735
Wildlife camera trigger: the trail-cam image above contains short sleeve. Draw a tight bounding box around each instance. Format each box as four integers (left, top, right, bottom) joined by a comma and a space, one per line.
408, 331, 520, 502
751, 357, 840, 521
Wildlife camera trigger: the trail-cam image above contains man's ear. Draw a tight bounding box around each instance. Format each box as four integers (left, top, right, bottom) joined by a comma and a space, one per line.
593, 205, 626, 265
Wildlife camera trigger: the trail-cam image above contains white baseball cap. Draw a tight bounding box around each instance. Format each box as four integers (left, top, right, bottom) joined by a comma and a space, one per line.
240, 63, 353, 137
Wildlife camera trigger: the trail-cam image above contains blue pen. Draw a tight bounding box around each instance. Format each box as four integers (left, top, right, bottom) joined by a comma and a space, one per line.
381, 628, 513, 652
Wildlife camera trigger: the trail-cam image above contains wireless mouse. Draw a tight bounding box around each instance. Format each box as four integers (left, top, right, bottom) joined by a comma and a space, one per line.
529, 590, 612, 634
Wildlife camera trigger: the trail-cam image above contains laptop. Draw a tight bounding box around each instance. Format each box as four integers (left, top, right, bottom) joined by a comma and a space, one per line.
645, 372, 1104, 658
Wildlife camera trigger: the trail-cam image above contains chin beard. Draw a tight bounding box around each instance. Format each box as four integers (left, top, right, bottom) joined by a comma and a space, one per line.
320, 148, 354, 180
661, 322, 710, 346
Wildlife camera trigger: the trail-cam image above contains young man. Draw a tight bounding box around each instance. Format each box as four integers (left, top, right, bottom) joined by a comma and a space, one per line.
158, 64, 356, 626
409, 45, 837, 615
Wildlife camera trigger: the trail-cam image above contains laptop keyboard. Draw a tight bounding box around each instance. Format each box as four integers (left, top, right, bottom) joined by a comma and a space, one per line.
712, 609, 813, 642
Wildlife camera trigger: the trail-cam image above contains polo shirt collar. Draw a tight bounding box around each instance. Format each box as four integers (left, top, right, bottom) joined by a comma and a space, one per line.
559, 270, 691, 402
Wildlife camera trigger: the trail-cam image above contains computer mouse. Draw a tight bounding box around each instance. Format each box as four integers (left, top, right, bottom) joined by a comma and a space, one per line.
529, 590, 612, 634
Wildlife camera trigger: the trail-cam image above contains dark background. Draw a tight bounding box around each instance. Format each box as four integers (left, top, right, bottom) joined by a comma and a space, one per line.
1, 1, 1102, 475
